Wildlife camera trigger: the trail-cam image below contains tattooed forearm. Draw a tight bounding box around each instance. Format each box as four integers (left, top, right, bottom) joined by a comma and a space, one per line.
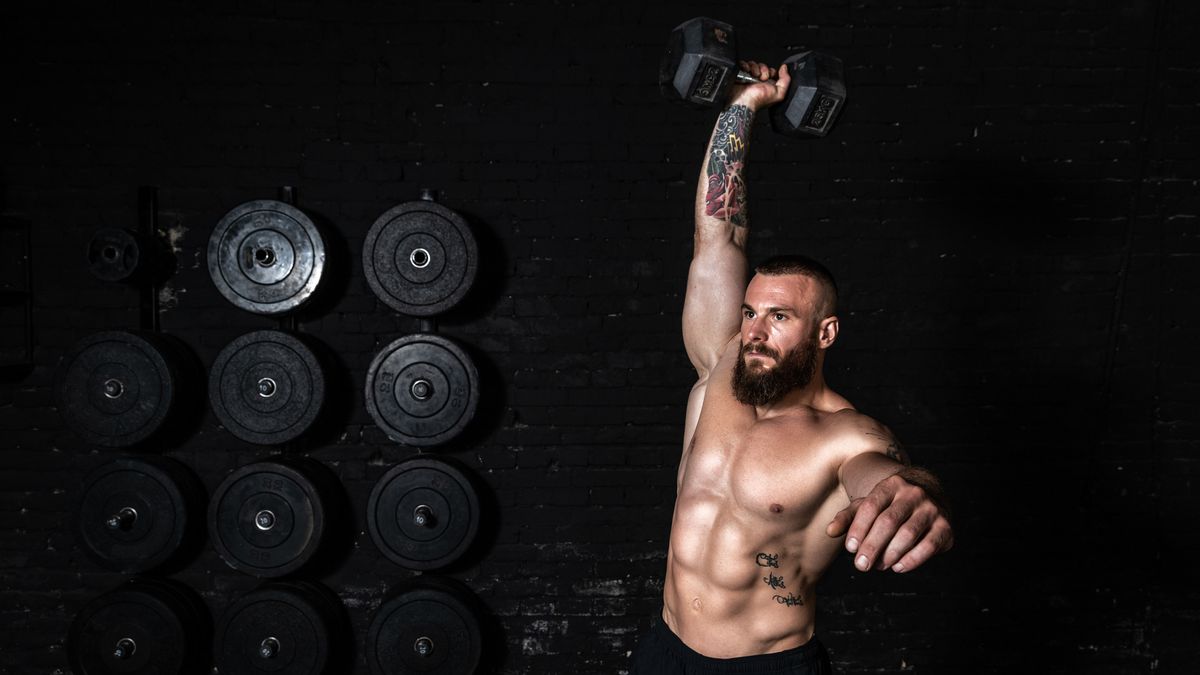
866, 431, 911, 465
756, 552, 805, 608
704, 104, 754, 227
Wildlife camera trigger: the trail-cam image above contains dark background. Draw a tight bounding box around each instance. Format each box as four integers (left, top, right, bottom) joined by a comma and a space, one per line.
1, 1, 1197, 673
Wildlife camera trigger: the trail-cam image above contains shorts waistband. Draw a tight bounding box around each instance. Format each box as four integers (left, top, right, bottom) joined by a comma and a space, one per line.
651, 619, 829, 674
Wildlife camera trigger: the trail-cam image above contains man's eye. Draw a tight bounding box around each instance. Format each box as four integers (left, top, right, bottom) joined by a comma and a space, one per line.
774, 313, 786, 321
743, 310, 754, 319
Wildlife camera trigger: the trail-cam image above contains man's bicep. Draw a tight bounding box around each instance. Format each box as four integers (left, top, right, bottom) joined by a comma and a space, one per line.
682, 237, 747, 373
835, 415, 910, 499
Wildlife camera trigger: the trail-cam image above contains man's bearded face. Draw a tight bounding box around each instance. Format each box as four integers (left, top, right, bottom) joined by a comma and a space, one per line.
732, 329, 819, 407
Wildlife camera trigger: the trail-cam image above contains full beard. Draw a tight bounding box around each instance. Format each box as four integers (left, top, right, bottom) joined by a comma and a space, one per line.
732, 335, 819, 407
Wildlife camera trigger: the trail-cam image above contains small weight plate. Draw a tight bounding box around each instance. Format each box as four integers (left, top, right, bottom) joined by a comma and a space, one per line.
208, 200, 325, 315
67, 577, 211, 675
77, 456, 204, 574
210, 330, 326, 445
87, 228, 142, 283
368, 457, 480, 570
363, 200, 478, 316
208, 459, 333, 578
216, 581, 345, 675
55, 331, 179, 447
366, 577, 482, 675
364, 334, 479, 447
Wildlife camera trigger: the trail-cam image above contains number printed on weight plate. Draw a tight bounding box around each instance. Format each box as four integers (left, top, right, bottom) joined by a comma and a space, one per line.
259, 476, 284, 491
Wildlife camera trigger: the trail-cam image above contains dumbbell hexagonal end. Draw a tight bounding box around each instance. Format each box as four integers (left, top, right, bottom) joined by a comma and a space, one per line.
769, 51, 847, 137
659, 17, 740, 108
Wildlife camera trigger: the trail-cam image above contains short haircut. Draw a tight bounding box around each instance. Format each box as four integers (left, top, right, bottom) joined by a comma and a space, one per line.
754, 254, 839, 319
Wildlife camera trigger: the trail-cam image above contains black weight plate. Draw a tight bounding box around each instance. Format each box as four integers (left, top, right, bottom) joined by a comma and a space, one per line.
67, 578, 210, 675
367, 457, 480, 570
364, 334, 479, 447
87, 228, 142, 283
210, 331, 326, 445
216, 581, 343, 675
363, 200, 478, 316
366, 578, 482, 675
208, 460, 330, 577
55, 331, 179, 447
208, 200, 325, 315
78, 456, 203, 573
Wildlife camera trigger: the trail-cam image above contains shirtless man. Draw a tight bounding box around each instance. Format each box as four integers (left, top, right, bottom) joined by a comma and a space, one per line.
630, 61, 955, 674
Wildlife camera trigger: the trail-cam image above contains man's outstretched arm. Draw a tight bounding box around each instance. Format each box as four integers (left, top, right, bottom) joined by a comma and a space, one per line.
682, 61, 791, 377
826, 419, 954, 574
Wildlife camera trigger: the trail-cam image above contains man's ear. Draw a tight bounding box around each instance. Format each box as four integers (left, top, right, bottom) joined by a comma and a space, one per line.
818, 315, 839, 348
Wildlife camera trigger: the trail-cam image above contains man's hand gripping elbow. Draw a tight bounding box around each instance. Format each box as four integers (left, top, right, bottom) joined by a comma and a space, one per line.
825, 463, 955, 574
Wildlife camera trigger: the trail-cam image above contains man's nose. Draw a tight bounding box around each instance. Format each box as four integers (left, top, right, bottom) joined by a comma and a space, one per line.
745, 317, 767, 341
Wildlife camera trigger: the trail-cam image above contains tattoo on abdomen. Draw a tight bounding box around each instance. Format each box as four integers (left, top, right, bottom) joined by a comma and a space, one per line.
705, 104, 754, 227
755, 552, 779, 568
755, 552, 805, 607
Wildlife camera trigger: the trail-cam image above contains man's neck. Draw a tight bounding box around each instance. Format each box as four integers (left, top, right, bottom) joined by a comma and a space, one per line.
753, 372, 829, 418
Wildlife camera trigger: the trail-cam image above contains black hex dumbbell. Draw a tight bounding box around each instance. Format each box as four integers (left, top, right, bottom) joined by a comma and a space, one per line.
659, 17, 847, 137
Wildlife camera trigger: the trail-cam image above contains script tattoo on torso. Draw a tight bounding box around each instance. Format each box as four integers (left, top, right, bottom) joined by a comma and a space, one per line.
756, 552, 804, 608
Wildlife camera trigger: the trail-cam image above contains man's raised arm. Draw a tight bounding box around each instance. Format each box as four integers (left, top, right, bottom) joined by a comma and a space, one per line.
682, 62, 791, 376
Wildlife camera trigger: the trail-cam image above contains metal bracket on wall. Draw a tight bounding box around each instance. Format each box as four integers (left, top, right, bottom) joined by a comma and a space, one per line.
137, 186, 161, 332
0, 217, 33, 380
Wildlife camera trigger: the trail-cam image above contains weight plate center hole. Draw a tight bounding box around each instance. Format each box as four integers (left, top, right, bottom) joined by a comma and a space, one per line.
254, 509, 276, 531
103, 378, 125, 399
410, 378, 433, 401
259, 637, 280, 659
113, 637, 137, 659
409, 247, 431, 269
254, 247, 277, 267
414, 636, 434, 657
103, 246, 119, 261
413, 504, 435, 528
106, 507, 138, 531
257, 377, 277, 398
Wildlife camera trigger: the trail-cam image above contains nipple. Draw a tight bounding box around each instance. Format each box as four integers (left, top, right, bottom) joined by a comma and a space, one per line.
770, 503, 784, 514
691, 598, 702, 612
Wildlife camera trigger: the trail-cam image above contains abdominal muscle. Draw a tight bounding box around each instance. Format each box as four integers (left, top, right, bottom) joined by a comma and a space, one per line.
661, 489, 829, 658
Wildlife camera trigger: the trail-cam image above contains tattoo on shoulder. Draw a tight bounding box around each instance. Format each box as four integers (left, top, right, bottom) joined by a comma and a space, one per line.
705, 104, 754, 227
755, 552, 804, 608
866, 431, 911, 465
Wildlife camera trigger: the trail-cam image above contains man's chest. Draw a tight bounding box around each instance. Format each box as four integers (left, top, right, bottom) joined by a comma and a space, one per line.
681, 414, 842, 525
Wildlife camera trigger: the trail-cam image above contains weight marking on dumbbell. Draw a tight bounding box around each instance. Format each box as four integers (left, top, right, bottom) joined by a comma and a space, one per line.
693, 63, 725, 103
807, 95, 838, 131
414, 636, 434, 657
257, 377, 277, 398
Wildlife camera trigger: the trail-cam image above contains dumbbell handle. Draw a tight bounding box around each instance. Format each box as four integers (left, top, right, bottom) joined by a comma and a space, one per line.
735, 70, 776, 86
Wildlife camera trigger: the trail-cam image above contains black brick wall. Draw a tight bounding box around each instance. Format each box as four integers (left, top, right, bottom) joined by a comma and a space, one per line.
2, 1, 1198, 673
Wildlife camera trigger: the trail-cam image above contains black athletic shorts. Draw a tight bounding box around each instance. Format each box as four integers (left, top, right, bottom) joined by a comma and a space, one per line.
629, 619, 833, 674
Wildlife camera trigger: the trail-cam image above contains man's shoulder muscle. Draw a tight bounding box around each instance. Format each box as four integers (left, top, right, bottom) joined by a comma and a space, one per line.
824, 409, 910, 466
